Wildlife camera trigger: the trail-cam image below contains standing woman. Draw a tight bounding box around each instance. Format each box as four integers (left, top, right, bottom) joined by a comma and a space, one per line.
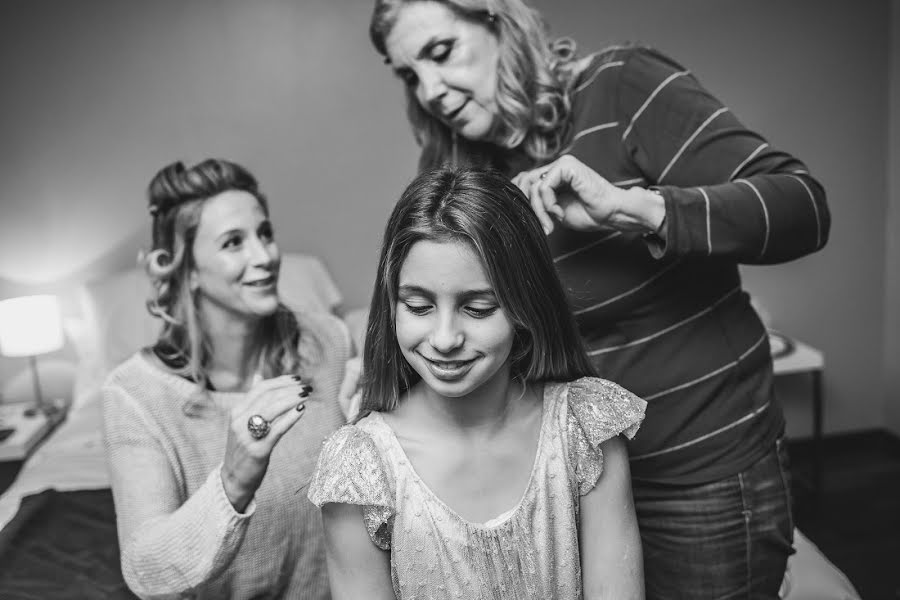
369, 1, 830, 598
102, 159, 350, 599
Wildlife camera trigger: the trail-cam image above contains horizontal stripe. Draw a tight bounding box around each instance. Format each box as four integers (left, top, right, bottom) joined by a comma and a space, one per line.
735, 179, 770, 258
613, 177, 645, 187
553, 231, 621, 263
588, 286, 741, 356
728, 143, 769, 181
622, 70, 690, 140
572, 121, 619, 143
575, 60, 625, 93
643, 332, 767, 401
787, 174, 822, 250
658, 107, 729, 182
573, 259, 683, 315
698, 187, 712, 256
630, 400, 771, 461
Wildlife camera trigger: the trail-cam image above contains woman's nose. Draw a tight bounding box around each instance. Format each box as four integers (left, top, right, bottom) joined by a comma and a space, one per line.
428, 314, 464, 353
418, 69, 447, 108
247, 236, 277, 266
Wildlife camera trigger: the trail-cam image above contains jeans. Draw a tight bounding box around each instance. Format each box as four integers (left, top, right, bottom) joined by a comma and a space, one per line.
633, 438, 795, 599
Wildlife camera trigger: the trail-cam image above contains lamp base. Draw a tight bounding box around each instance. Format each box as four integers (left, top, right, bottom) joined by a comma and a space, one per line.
0, 403, 64, 461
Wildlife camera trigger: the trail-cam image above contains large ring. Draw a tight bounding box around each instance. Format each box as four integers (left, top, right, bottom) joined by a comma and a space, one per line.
247, 414, 271, 440
539, 170, 549, 179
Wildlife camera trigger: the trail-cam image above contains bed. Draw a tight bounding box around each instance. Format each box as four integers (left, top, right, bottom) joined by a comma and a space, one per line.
0, 254, 859, 599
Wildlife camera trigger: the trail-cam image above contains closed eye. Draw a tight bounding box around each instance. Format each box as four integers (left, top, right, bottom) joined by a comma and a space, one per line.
403, 303, 432, 316
465, 306, 498, 318
429, 40, 453, 63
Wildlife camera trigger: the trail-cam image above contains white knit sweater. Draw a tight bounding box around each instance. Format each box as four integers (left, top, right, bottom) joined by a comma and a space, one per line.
102, 311, 349, 599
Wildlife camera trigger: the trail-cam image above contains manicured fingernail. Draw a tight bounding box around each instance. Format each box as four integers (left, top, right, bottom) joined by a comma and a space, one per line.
299, 389, 309, 398
301, 384, 313, 394
296, 403, 306, 412
291, 375, 303, 382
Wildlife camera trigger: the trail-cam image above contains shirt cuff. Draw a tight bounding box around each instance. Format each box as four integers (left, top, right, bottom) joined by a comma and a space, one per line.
642, 187, 669, 259
213, 464, 257, 519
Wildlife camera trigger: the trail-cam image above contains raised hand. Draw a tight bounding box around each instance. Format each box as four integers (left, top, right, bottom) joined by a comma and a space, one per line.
512, 154, 664, 236
220, 374, 312, 512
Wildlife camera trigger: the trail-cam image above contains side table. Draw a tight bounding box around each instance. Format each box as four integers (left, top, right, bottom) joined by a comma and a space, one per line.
771, 333, 825, 497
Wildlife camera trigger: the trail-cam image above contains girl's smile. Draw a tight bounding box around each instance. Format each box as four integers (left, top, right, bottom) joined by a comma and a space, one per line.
396, 239, 514, 398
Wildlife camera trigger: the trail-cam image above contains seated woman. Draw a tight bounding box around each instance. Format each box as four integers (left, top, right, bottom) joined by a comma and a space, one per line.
102, 158, 349, 599
309, 167, 646, 599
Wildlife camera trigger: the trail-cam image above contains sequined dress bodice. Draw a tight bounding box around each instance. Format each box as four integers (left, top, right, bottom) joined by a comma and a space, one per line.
308, 377, 645, 599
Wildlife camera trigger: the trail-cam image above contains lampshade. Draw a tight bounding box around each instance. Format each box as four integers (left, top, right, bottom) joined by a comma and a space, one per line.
0, 294, 65, 357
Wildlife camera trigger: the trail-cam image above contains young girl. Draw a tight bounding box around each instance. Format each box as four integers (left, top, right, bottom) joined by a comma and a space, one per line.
308, 167, 646, 599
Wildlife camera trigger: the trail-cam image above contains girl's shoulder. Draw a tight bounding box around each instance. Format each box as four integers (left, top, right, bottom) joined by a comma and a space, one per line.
307, 419, 397, 550
550, 377, 645, 495
556, 376, 646, 440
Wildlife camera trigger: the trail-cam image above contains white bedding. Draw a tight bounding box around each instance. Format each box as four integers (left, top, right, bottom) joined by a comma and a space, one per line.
0, 386, 108, 530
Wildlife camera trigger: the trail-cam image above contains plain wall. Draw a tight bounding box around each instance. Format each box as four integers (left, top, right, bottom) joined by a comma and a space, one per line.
0, 0, 892, 437
886, 1, 900, 437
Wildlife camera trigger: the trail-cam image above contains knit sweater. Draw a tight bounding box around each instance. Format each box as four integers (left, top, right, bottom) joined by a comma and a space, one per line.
548, 45, 829, 484
102, 311, 349, 599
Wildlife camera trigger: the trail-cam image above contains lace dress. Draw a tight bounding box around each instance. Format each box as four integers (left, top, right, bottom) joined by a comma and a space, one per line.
308, 377, 646, 599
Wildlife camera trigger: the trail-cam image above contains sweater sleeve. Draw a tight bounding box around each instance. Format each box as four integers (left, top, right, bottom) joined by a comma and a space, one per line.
618, 47, 830, 264
101, 382, 254, 600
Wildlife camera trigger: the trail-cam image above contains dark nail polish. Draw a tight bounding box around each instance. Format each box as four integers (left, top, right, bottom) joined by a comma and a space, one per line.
291, 375, 303, 382
301, 384, 314, 393
296, 403, 306, 412
299, 389, 310, 398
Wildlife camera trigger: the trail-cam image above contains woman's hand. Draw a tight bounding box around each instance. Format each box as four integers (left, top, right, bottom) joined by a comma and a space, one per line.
512, 154, 665, 236
220, 375, 312, 512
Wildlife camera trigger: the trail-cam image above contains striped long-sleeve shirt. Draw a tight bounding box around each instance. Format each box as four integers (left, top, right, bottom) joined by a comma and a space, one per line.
548, 45, 829, 485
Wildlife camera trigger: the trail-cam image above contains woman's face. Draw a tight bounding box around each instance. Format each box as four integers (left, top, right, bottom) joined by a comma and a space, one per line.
190, 190, 281, 324
385, 1, 500, 142
396, 239, 515, 399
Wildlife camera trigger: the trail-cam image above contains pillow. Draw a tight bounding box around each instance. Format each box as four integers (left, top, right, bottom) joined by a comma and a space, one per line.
278, 253, 343, 315
72, 253, 345, 382
781, 530, 860, 599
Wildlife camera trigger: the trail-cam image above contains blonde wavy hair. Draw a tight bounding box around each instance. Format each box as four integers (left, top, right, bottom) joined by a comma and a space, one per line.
141, 159, 303, 405
369, 0, 588, 172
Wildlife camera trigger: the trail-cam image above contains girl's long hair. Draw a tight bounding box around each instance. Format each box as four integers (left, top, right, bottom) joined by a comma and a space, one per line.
359, 167, 594, 417
142, 159, 302, 409
369, 0, 590, 173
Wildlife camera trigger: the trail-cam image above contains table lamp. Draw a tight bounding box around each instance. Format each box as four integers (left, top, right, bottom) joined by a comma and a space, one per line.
0, 294, 65, 414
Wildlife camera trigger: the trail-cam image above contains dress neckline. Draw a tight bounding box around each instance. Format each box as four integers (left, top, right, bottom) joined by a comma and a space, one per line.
369, 382, 557, 530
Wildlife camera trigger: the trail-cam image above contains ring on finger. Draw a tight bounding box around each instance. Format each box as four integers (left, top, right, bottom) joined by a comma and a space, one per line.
247, 414, 271, 440
539, 170, 549, 180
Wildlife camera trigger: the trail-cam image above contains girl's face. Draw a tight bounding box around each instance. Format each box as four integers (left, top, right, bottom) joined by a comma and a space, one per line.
385, 1, 500, 142
396, 239, 515, 399
190, 190, 281, 324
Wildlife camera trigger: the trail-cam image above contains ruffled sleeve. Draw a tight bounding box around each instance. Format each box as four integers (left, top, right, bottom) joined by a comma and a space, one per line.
565, 377, 647, 496
308, 425, 395, 550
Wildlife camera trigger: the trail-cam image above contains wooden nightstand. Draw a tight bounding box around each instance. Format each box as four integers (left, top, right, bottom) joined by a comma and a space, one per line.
0, 401, 68, 496
0, 402, 67, 461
